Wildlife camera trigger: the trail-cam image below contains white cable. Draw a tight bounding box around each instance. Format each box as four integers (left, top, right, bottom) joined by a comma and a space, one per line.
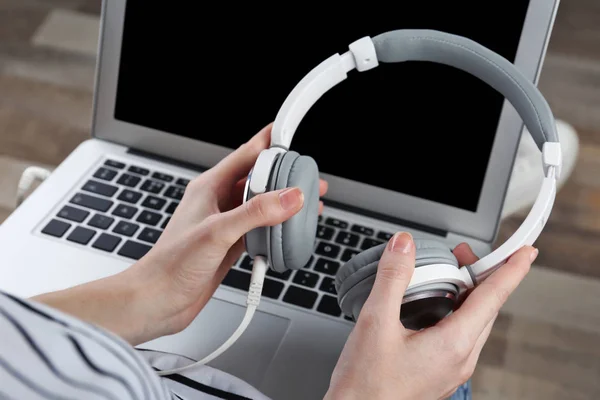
156, 255, 269, 376
16, 166, 52, 207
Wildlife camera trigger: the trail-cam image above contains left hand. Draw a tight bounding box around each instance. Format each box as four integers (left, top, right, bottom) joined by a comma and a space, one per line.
126, 123, 328, 342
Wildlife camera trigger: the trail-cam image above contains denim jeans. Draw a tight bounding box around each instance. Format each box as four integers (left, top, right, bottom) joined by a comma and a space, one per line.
447, 380, 472, 400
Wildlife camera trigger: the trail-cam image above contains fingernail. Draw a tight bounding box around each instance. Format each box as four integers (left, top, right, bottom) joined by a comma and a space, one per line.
389, 232, 413, 254
530, 248, 539, 263
279, 187, 303, 210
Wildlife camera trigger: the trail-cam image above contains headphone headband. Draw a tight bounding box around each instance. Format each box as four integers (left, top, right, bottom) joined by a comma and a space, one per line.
270, 29, 562, 287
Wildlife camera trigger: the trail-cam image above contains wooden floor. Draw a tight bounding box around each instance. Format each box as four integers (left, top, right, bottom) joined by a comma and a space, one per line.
0, 1, 599, 398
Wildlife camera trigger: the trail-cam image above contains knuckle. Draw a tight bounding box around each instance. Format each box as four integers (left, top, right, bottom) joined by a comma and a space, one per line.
245, 195, 269, 221
202, 215, 235, 247
438, 328, 472, 362
356, 308, 382, 334
491, 285, 511, 305
377, 261, 410, 282
458, 363, 476, 383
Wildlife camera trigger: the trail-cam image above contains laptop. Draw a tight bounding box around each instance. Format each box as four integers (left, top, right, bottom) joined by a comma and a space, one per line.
0, 1, 559, 399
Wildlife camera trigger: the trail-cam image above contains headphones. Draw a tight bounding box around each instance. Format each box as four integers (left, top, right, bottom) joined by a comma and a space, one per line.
244, 28, 561, 329
157, 29, 561, 376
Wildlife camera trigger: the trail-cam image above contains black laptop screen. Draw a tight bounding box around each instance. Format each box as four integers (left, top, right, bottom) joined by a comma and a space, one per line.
114, 2, 530, 212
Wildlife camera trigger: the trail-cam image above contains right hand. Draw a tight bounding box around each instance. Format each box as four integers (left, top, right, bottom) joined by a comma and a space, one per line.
324, 232, 537, 400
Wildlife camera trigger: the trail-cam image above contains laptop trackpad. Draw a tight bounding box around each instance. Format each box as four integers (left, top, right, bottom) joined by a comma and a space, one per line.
140, 297, 290, 387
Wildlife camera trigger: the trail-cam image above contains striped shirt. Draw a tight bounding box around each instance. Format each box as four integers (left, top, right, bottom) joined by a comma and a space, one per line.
0, 290, 270, 400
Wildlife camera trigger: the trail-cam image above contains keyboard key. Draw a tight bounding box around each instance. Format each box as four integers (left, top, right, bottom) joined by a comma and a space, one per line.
303, 255, 315, 269
315, 241, 341, 259
316, 225, 334, 240
292, 270, 319, 288
104, 159, 125, 169
117, 189, 142, 204
138, 227, 161, 244
319, 277, 337, 295
136, 210, 162, 226
161, 217, 171, 229
67, 226, 96, 245
93, 167, 118, 181
239, 255, 254, 271
112, 204, 138, 219
361, 238, 384, 250
165, 201, 178, 214
164, 186, 185, 201
140, 179, 165, 194
222, 269, 250, 291
377, 231, 393, 241
88, 214, 114, 230
152, 172, 173, 182
113, 221, 139, 237
141, 195, 166, 210
117, 173, 142, 188
70, 193, 113, 212
176, 178, 190, 187
313, 258, 340, 276
41, 219, 71, 238
81, 180, 118, 197
267, 268, 292, 280
262, 278, 284, 299
317, 295, 342, 317
344, 316, 355, 322
283, 286, 318, 309
128, 165, 149, 176
334, 231, 359, 248
118, 240, 151, 260
57, 205, 89, 223
324, 217, 348, 229
341, 248, 360, 262
92, 233, 121, 252
351, 224, 374, 236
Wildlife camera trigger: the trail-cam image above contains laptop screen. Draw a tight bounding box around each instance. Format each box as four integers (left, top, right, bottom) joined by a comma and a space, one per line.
114, 2, 530, 212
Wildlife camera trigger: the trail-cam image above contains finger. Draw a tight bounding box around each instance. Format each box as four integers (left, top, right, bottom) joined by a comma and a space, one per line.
362, 232, 415, 320
437, 245, 537, 344
209, 123, 272, 191
319, 179, 328, 197
453, 242, 479, 266
214, 187, 304, 247
318, 201, 324, 215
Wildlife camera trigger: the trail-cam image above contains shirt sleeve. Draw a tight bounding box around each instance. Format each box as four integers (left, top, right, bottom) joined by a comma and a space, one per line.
0, 290, 171, 400
0, 290, 271, 400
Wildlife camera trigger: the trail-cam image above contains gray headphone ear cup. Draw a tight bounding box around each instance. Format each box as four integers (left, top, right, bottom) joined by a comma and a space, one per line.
269, 151, 320, 273
335, 238, 459, 326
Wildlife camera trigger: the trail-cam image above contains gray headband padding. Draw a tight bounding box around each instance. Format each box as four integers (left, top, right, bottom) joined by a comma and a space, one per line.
371, 29, 558, 149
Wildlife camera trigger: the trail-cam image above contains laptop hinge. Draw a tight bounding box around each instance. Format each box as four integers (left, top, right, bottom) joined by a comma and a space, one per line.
127, 147, 208, 173
322, 199, 448, 237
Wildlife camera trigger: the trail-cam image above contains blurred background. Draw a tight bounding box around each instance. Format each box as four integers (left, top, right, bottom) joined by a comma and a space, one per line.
0, 1, 599, 398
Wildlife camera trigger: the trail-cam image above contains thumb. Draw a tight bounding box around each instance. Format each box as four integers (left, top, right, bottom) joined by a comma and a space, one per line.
362, 232, 416, 321
217, 187, 304, 246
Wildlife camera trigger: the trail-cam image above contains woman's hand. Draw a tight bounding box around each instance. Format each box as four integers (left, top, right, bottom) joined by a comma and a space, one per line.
324, 232, 537, 400
127, 123, 328, 340
34, 124, 328, 345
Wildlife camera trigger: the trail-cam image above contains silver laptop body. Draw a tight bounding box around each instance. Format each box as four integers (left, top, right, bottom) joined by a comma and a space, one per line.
0, 1, 559, 399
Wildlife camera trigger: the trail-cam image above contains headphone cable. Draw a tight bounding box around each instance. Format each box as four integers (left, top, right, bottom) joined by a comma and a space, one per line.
155, 255, 268, 376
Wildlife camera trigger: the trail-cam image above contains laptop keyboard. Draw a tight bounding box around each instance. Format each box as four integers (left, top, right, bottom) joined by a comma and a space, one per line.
39, 157, 394, 322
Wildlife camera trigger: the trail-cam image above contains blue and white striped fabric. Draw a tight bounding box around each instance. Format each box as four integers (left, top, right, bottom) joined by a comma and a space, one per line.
0, 290, 269, 400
